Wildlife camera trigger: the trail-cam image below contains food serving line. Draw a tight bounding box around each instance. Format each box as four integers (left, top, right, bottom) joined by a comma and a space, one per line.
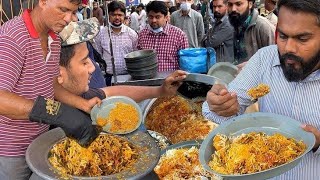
25, 70, 315, 180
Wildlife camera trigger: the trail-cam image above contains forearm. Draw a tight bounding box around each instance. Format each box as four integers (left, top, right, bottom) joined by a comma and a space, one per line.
0, 90, 33, 120
102, 85, 161, 102
53, 78, 88, 112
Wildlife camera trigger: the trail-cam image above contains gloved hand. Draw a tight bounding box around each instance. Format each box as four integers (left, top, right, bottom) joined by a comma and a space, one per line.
29, 96, 101, 147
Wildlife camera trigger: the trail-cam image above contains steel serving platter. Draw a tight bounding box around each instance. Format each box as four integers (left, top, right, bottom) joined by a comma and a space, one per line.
26, 128, 160, 180
199, 112, 315, 180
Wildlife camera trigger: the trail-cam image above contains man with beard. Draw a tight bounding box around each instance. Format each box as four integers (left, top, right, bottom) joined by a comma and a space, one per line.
228, 0, 275, 66
92, 1, 104, 26
203, 0, 234, 63
203, 0, 320, 178
170, 0, 205, 48
94, 1, 138, 86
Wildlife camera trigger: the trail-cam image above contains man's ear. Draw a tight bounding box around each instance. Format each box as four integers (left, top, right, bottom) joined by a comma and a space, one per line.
57, 67, 67, 85
248, 1, 253, 10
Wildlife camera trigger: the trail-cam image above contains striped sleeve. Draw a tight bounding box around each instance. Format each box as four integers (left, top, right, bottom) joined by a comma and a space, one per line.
0, 35, 24, 91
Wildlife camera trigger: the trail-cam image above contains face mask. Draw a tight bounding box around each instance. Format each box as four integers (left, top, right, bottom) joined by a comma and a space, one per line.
110, 23, 123, 29
151, 27, 163, 33
180, 2, 191, 11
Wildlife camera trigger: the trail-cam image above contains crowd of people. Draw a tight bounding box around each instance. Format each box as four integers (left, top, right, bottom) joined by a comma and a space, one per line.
0, 0, 319, 179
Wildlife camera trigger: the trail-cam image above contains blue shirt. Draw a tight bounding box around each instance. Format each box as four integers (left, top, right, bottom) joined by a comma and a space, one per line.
202, 45, 320, 179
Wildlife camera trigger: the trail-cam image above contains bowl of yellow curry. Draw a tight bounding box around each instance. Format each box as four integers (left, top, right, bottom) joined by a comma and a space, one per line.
90, 96, 142, 134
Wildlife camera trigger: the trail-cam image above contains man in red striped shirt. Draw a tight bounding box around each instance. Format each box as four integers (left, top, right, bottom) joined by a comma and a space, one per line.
0, 0, 102, 179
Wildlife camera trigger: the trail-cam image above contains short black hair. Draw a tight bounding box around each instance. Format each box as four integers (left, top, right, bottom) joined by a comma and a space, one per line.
60, 45, 76, 68
137, 3, 145, 9
146, 1, 168, 16
108, 1, 126, 15
169, 6, 177, 15
277, 0, 320, 26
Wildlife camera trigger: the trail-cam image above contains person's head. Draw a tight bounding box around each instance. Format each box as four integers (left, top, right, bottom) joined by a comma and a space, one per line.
137, 3, 145, 12
93, 1, 99, 9
146, 1, 168, 29
36, 0, 81, 33
212, 0, 228, 19
108, 1, 126, 27
276, 0, 320, 82
169, 6, 178, 15
59, 43, 95, 95
228, 0, 255, 27
131, 6, 136, 14
265, 0, 278, 12
176, 0, 194, 11
58, 18, 99, 95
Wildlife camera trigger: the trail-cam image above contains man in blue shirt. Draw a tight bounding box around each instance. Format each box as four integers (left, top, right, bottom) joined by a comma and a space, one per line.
202, 0, 320, 179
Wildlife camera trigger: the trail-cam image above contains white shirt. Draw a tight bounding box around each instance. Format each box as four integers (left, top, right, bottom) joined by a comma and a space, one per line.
203, 45, 320, 180
138, 9, 147, 31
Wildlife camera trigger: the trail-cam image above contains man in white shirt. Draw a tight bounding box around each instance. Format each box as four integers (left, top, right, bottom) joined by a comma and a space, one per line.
203, 0, 320, 179
130, 6, 140, 32
137, 3, 147, 31
94, 1, 138, 85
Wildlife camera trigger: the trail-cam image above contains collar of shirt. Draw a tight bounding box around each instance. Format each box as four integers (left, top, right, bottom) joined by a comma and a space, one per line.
179, 9, 192, 17
23, 9, 57, 40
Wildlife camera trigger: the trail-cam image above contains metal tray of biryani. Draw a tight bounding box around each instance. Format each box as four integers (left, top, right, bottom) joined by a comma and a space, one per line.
142, 95, 218, 145
142, 140, 204, 180
26, 128, 160, 180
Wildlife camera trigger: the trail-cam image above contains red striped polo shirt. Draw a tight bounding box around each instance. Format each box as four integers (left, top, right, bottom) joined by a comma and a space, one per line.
0, 10, 60, 156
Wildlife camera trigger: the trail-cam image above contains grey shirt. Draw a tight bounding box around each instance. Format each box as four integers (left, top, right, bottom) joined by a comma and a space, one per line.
205, 15, 234, 63
170, 9, 205, 48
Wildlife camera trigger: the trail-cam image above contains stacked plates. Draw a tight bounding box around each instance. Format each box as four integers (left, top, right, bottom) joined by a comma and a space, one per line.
125, 50, 158, 80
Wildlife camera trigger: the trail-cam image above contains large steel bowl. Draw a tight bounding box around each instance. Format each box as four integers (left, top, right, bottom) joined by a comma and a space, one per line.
199, 112, 315, 180
124, 49, 156, 61
26, 128, 160, 180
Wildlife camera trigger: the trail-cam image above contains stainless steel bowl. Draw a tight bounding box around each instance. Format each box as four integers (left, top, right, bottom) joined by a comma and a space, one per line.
26, 128, 160, 180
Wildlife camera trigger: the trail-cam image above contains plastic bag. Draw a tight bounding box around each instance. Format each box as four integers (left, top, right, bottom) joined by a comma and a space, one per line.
178, 47, 216, 73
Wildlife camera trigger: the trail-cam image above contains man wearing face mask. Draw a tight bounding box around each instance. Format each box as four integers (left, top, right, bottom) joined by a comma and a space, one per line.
138, 1, 189, 72
228, 0, 275, 67
94, 1, 138, 86
203, 0, 320, 178
203, 0, 234, 63
170, 0, 205, 48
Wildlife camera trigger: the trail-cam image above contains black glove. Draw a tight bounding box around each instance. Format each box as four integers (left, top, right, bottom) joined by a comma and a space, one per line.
29, 96, 101, 147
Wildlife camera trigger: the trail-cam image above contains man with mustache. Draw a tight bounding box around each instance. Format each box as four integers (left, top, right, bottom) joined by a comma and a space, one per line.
228, 0, 275, 66
203, 0, 320, 178
94, 1, 138, 86
138, 1, 189, 72
0, 0, 102, 179
203, 0, 234, 63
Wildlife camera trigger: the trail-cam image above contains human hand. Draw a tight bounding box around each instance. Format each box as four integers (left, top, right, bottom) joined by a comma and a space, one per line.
236, 61, 248, 74
301, 124, 320, 151
160, 70, 188, 96
29, 96, 101, 147
206, 84, 239, 117
81, 97, 102, 114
